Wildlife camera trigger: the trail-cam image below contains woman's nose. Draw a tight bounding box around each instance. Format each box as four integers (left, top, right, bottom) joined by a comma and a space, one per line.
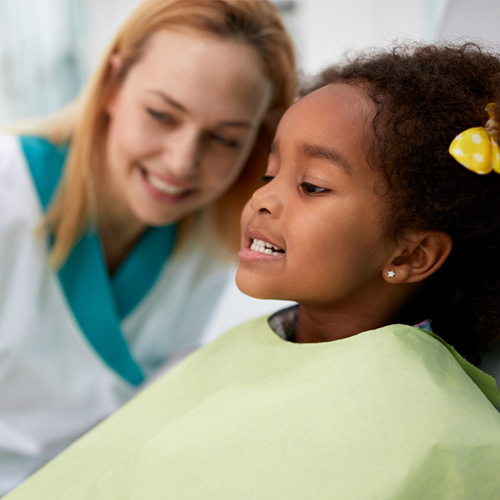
162, 130, 200, 177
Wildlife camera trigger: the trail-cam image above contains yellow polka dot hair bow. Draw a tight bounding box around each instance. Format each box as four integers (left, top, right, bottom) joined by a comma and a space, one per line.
449, 103, 500, 175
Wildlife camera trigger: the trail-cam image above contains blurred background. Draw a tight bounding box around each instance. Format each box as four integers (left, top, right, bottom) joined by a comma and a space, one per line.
1, 0, 499, 340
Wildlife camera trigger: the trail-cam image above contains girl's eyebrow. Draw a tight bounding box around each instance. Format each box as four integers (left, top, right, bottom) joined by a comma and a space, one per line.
269, 140, 352, 175
299, 143, 352, 175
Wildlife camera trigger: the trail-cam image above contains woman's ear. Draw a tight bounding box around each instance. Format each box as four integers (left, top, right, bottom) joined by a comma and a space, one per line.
108, 53, 123, 79
383, 231, 452, 284
104, 53, 124, 115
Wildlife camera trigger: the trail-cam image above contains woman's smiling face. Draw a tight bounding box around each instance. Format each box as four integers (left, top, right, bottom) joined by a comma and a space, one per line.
237, 83, 398, 315
102, 28, 272, 235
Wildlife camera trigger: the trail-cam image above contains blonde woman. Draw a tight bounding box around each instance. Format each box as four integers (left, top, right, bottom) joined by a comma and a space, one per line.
0, 0, 296, 493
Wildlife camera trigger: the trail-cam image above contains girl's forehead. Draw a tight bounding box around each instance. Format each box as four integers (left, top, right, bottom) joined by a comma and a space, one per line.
278, 83, 374, 145
297, 83, 372, 119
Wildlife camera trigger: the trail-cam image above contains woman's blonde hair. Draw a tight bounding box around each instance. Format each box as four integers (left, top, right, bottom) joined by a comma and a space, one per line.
19, 0, 296, 266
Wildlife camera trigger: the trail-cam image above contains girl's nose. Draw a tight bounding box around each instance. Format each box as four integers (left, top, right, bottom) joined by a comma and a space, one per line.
249, 180, 282, 217
162, 130, 200, 177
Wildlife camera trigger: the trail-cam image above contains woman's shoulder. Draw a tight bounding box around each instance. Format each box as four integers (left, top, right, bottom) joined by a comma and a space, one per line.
0, 133, 44, 224
0, 133, 68, 211
0, 132, 22, 169
0, 132, 29, 195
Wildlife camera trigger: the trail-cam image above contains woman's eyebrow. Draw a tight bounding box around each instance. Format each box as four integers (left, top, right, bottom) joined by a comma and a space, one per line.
146, 89, 187, 112
299, 143, 352, 175
145, 89, 255, 128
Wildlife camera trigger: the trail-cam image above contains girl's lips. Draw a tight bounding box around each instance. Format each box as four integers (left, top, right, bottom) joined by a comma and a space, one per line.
245, 229, 285, 251
238, 232, 286, 262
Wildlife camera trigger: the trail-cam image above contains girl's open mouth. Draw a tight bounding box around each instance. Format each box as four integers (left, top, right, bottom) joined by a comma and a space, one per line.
249, 238, 285, 256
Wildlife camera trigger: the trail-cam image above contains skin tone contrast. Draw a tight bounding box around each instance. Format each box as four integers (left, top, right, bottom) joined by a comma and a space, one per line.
237, 83, 415, 343
99, 28, 273, 269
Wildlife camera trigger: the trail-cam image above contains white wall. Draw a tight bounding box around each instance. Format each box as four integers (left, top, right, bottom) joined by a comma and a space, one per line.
4, 0, 500, 122
294, 0, 428, 75
0, 0, 83, 122
438, 0, 500, 47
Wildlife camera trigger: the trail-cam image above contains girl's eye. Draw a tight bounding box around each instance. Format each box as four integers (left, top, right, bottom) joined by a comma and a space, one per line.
147, 109, 173, 124
301, 182, 329, 194
261, 175, 274, 184
212, 134, 241, 149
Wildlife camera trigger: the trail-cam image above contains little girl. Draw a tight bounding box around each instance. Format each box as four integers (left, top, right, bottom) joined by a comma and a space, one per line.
6, 43, 500, 499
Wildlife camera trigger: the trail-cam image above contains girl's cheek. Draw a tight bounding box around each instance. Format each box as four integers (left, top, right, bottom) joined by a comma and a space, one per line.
240, 201, 252, 226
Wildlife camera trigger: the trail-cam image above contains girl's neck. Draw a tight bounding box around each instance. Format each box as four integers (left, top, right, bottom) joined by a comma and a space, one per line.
294, 286, 416, 343
294, 307, 382, 343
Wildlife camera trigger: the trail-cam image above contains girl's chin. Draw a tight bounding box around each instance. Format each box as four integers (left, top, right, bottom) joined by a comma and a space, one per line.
235, 271, 280, 300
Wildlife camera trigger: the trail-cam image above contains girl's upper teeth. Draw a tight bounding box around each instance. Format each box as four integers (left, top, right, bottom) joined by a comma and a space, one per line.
250, 238, 284, 255
147, 173, 187, 195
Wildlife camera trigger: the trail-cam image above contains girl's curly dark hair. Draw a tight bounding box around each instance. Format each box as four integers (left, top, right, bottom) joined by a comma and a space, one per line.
305, 43, 500, 361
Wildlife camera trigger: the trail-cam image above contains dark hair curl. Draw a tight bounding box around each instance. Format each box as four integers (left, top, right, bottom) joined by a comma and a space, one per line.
305, 43, 500, 361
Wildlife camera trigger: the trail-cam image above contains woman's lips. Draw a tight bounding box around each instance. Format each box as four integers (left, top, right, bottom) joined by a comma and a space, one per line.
147, 172, 190, 196
139, 165, 195, 202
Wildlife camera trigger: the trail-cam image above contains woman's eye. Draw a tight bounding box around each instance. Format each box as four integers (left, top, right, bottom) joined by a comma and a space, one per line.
261, 175, 274, 184
301, 182, 329, 194
212, 134, 241, 149
147, 109, 173, 124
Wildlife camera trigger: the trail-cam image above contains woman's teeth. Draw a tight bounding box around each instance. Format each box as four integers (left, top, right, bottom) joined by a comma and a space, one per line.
250, 238, 284, 256
147, 173, 188, 195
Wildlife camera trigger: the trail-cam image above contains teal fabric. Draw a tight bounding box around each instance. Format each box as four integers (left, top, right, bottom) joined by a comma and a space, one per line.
20, 135, 67, 210
58, 232, 145, 384
20, 136, 177, 385
111, 225, 176, 319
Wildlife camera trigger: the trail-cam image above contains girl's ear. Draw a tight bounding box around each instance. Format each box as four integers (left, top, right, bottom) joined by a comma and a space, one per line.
383, 231, 452, 284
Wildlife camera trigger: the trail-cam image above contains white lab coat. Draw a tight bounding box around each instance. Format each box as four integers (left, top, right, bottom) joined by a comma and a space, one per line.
0, 133, 229, 495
